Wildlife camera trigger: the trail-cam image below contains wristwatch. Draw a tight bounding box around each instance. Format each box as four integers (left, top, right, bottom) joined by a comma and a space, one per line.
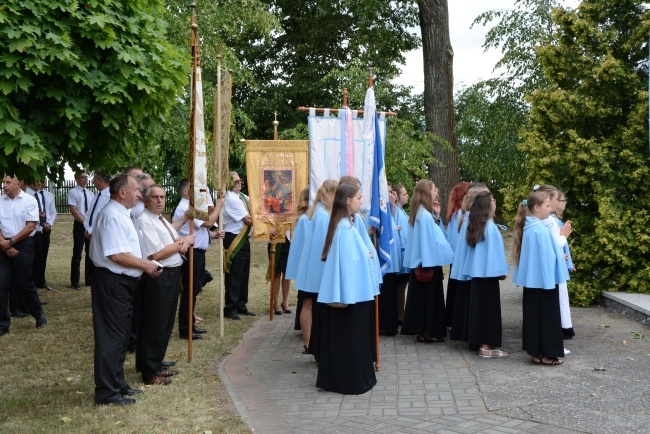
9, 238, 16, 246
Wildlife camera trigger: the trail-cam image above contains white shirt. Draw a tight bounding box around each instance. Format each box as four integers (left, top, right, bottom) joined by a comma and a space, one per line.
136, 208, 184, 267
38, 189, 57, 227
89, 200, 143, 277
68, 185, 94, 220
173, 197, 210, 250
84, 187, 110, 234
24, 187, 42, 233
542, 216, 567, 249
0, 190, 39, 238
131, 201, 145, 219
222, 190, 250, 235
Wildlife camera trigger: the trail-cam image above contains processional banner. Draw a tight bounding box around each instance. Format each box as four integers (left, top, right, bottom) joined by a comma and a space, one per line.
307, 108, 386, 212
245, 140, 309, 239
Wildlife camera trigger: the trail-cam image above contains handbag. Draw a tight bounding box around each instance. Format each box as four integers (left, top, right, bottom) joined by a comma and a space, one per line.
414, 265, 435, 283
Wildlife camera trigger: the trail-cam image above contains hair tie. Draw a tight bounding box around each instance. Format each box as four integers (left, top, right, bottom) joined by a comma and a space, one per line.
521, 199, 528, 207
532, 184, 540, 191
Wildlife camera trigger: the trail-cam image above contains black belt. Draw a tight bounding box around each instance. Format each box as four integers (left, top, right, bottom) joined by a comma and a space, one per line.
95, 267, 140, 282
193, 248, 207, 252
164, 266, 181, 272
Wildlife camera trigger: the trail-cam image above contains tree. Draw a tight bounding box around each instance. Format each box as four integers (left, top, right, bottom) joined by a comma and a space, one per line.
454, 78, 528, 209
0, 0, 186, 181
521, 0, 650, 304
417, 0, 459, 216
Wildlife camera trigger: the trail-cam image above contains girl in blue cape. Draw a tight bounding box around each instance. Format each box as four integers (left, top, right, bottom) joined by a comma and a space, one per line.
393, 184, 410, 325
463, 190, 510, 358
316, 183, 378, 395
400, 180, 453, 342
294, 179, 337, 356
444, 181, 470, 328
513, 191, 569, 366
285, 187, 310, 331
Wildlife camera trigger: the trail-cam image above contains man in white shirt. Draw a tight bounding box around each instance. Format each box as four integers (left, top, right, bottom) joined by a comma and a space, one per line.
89, 174, 161, 406
135, 185, 194, 385
1, 174, 47, 337
68, 170, 94, 289
83, 171, 111, 239
222, 171, 254, 320
35, 179, 57, 290
173, 178, 224, 339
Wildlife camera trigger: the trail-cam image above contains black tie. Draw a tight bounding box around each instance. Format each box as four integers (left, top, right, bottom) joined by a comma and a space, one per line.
88, 196, 100, 227
40, 191, 47, 224
83, 189, 88, 213
34, 192, 44, 227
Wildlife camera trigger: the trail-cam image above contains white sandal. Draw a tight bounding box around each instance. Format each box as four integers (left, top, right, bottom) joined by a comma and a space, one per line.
479, 348, 509, 358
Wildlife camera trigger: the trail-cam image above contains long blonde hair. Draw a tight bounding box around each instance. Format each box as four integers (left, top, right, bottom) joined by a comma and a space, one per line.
408, 179, 435, 226
306, 180, 338, 219
512, 191, 550, 263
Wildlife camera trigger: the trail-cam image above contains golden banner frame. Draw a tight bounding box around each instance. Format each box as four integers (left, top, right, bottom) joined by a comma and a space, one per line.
245, 140, 309, 239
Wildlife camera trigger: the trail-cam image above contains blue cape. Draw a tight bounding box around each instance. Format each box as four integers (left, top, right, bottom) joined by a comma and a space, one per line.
446, 209, 462, 253
403, 206, 454, 269
318, 219, 380, 305
462, 219, 510, 278
394, 206, 410, 274
386, 207, 402, 274
294, 204, 329, 293
513, 216, 569, 289
450, 214, 471, 281
354, 213, 383, 286
285, 213, 309, 280
553, 214, 574, 270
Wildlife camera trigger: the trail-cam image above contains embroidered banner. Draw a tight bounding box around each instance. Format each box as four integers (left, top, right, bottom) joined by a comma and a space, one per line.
245, 140, 309, 239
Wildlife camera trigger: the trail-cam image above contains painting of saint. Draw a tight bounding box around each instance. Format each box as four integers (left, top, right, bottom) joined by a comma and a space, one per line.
262, 169, 294, 215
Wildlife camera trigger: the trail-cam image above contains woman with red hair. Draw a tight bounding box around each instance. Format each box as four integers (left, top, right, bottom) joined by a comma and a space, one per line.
444, 182, 470, 327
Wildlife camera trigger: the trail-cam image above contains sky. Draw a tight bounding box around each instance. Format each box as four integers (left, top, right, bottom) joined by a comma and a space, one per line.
393, 0, 581, 94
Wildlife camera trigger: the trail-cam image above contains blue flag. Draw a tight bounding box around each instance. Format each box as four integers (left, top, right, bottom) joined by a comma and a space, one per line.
365, 88, 393, 274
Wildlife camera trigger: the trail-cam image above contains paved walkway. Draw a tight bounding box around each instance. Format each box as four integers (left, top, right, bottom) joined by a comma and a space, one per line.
220, 277, 650, 433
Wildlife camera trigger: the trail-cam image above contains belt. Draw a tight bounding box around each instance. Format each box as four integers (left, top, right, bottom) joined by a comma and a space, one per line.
164, 266, 181, 272
96, 267, 141, 282
193, 248, 207, 252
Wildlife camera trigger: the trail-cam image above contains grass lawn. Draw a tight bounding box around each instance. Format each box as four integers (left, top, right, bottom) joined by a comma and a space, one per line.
0, 217, 276, 433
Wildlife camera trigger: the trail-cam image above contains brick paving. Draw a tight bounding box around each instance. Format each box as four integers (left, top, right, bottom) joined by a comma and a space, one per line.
220, 277, 650, 433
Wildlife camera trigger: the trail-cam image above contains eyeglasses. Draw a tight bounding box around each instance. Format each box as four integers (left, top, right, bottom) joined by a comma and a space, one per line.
233, 179, 242, 184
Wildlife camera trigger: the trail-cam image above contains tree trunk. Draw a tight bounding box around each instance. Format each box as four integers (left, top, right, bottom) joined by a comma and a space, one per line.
418, 0, 460, 220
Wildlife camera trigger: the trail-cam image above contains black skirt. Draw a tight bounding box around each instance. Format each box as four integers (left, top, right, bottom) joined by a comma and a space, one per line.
445, 275, 459, 327
468, 277, 502, 348
522, 286, 563, 358
316, 301, 377, 394
400, 267, 446, 339
378, 273, 399, 335
450, 280, 471, 341
267, 239, 290, 274
309, 300, 326, 361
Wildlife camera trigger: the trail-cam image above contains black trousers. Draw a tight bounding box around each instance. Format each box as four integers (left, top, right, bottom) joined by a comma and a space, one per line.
31, 231, 44, 288
36, 229, 51, 287
136, 268, 180, 380
224, 232, 250, 315
71, 221, 92, 285
0, 237, 43, 332
179, 249, 205, 336
128, 277, 147, 351
91, 267, 138, 402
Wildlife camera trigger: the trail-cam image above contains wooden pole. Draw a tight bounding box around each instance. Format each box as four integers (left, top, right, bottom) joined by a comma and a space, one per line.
297, 107, 396, 116
216, 52, 225, 338
269, 238, 277, 321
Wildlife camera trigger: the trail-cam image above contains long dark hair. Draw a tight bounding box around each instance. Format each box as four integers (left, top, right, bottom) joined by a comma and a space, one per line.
512, 191, 549, 263
466, 190, 492, 247
321, 183, 360, 260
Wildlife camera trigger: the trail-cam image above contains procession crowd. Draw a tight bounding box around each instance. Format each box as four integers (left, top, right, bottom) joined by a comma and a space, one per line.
272, 177, 575, 395
1, 169, 575, 402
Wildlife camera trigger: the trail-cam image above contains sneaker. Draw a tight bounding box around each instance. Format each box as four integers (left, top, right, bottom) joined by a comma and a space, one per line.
564, 348, 571, 356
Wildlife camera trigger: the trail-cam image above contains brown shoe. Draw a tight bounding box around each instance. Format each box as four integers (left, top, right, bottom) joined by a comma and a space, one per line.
144, 375, 171, 386
159, 369, 178, 377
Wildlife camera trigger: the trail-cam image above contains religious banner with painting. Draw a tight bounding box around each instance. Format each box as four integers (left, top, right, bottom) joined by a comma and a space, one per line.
245, 140, 309, 239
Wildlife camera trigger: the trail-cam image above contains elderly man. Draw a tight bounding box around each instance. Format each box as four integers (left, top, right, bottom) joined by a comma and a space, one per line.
173, 178, 224, 339
68, 170, 94, 289
1, 174, 47, 337
222, 171, 254, 320
135, 184, 194, 385
89, 174, 162, 406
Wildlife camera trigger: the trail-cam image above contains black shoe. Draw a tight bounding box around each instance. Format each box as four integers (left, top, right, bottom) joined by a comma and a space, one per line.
96, 396, 136, 406
225, 313, 241, 320
237, 310, 256, 317
71, 283, 81, 290
0, 329, 8, 337
42, 283, 54, 291
161, 360, 177, 368
120, 387, 143, 396
179, 333, 202, 340
40, 301, 48, 305
11, 310, 28, 318
36, 314, 47, 328
202, 270, 214, 287
193, 327, 207, 334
